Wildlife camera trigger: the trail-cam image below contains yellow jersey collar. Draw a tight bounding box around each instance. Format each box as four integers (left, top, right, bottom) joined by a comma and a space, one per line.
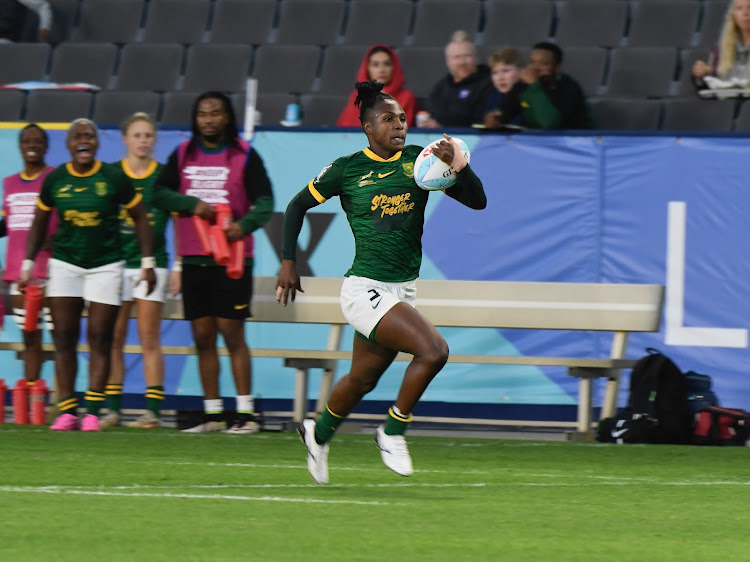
66, 160, 102, 178
121, 158, 158, 179
363, 147, 402, 162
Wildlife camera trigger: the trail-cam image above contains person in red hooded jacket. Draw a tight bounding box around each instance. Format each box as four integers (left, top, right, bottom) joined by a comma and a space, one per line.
336, 45, 417, 127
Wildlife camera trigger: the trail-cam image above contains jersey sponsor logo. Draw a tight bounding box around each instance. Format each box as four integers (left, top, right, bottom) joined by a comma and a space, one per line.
63, 209, 101, 227
183, 166, 231, 198
6, 193, 39, 230
95, 182, 107, 196
58, 184, 73, 198
74, 187, 88, 192
377, 171, 396, 179
314, 164, 332, 184
358, 171, 376, 188
371, 191, 415, 218
234, 303, 249, 310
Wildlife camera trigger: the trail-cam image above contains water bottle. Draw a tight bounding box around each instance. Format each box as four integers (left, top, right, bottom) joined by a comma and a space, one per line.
283, 103, 301, 126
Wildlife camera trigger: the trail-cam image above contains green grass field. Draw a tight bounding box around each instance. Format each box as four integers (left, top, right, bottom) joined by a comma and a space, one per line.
1, 424, 749, 561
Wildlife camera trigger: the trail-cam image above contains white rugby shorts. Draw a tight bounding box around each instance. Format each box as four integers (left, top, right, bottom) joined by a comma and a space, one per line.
47, 258, 125, 306
340, 275, 416, 339
121, 267, 169, 303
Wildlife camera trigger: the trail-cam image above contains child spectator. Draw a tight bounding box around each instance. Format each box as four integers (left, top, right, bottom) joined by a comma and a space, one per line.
337, 45, 417, 127
493, 42, 593, 130
483, 47, 523, 129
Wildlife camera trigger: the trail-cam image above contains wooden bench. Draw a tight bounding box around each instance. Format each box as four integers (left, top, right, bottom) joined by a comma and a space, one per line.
0, 276, 664, 438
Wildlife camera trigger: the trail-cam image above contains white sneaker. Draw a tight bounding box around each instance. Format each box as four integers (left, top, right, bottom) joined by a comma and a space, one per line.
375, 424, 413, 476
299, 419, 329, 485
181, 420, 225, 433
226, 421, 260, 434
99, 411, 121, 429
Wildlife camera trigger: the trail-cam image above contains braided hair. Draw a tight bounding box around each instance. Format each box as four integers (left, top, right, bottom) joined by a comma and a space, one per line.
354, 80, 395, 124
188, 91, 242, 157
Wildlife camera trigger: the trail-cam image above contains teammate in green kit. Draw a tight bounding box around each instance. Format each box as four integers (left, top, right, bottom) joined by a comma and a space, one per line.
101, 112, 175, 429
19, 118, 156, 432
276, 80, 487, 484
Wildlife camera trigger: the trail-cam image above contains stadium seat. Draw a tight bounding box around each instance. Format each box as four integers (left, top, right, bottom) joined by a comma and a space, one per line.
23, 0, 78, 43
161, 91, 198, 126
275, 0, 346, 46
395, 46, 446, 99
589, 98, 662, 130
554, 0, 628, 48
73, 0, 144, 43
675, 47, 711, 97
0, 90, 26, 121
481, 0, 553, 48
25, 90, 93, 122
114, 43, 184, 92
564, 46, 607, 97
732, 99, 750, 131
49, 42, 117, 89
251, 45, 321, 94
181, 44, 252, 93
246, 93, 297, 127
605, 47, 678, 98
300, 93, 349, 126
92, 91, 161, 127
209, 0, 276, 45
661, 98, 736, 131
141, 0, 210, 44
626, 0, 699, 48
0, 44, 50, 85
698, 1, 729, 48
340, 0, 413, 47
410, 0, 482, 48
317, 45, 370, 95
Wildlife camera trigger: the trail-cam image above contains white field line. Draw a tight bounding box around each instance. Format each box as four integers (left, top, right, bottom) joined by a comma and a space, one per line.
0, 486, 397, 505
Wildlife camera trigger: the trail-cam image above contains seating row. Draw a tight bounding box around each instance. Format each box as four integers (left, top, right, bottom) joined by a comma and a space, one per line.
39, 0, 727, 50
0, 42, 720, 100
2, 89, 749, 132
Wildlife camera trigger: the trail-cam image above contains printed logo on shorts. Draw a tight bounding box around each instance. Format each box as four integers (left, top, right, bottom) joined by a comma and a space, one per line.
234, 304, 249, 310
368, 289, 382, 309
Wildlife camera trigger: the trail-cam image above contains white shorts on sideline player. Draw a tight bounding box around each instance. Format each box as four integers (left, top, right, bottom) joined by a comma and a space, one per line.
121, 267, 169, 303
9, 281, 53, 331
340, 275, 416, 339
47, 258, 124, 306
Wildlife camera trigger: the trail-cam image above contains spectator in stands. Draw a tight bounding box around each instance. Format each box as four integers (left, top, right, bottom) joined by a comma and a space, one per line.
483, 47, 523, 128
277, 80, 486, 484
692, 0, 750, 90
491, 42, 593, 130
19, 118, 156, 432
419, 30, 494, 128
337, 44, 417, 127
153, 91, 274, 435
102, 113, 175, 430
0, 0, 52, 43
1, 124, 57, 388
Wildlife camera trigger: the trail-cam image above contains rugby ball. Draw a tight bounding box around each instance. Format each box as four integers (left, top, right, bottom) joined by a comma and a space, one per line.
413, 137, 470, 191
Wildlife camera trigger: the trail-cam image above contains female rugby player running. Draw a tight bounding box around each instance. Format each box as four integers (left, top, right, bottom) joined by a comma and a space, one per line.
276, 80, 486, 484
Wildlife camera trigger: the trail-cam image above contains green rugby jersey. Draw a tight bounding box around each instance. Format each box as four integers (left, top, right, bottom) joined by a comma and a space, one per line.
38, 161, 141, 269
118, 159, 169, 269
308, 145, 429, 283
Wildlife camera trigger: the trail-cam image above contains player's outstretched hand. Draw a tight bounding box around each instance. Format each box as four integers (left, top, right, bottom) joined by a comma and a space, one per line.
193, 200, 217, 221
276, 259, 303, 307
